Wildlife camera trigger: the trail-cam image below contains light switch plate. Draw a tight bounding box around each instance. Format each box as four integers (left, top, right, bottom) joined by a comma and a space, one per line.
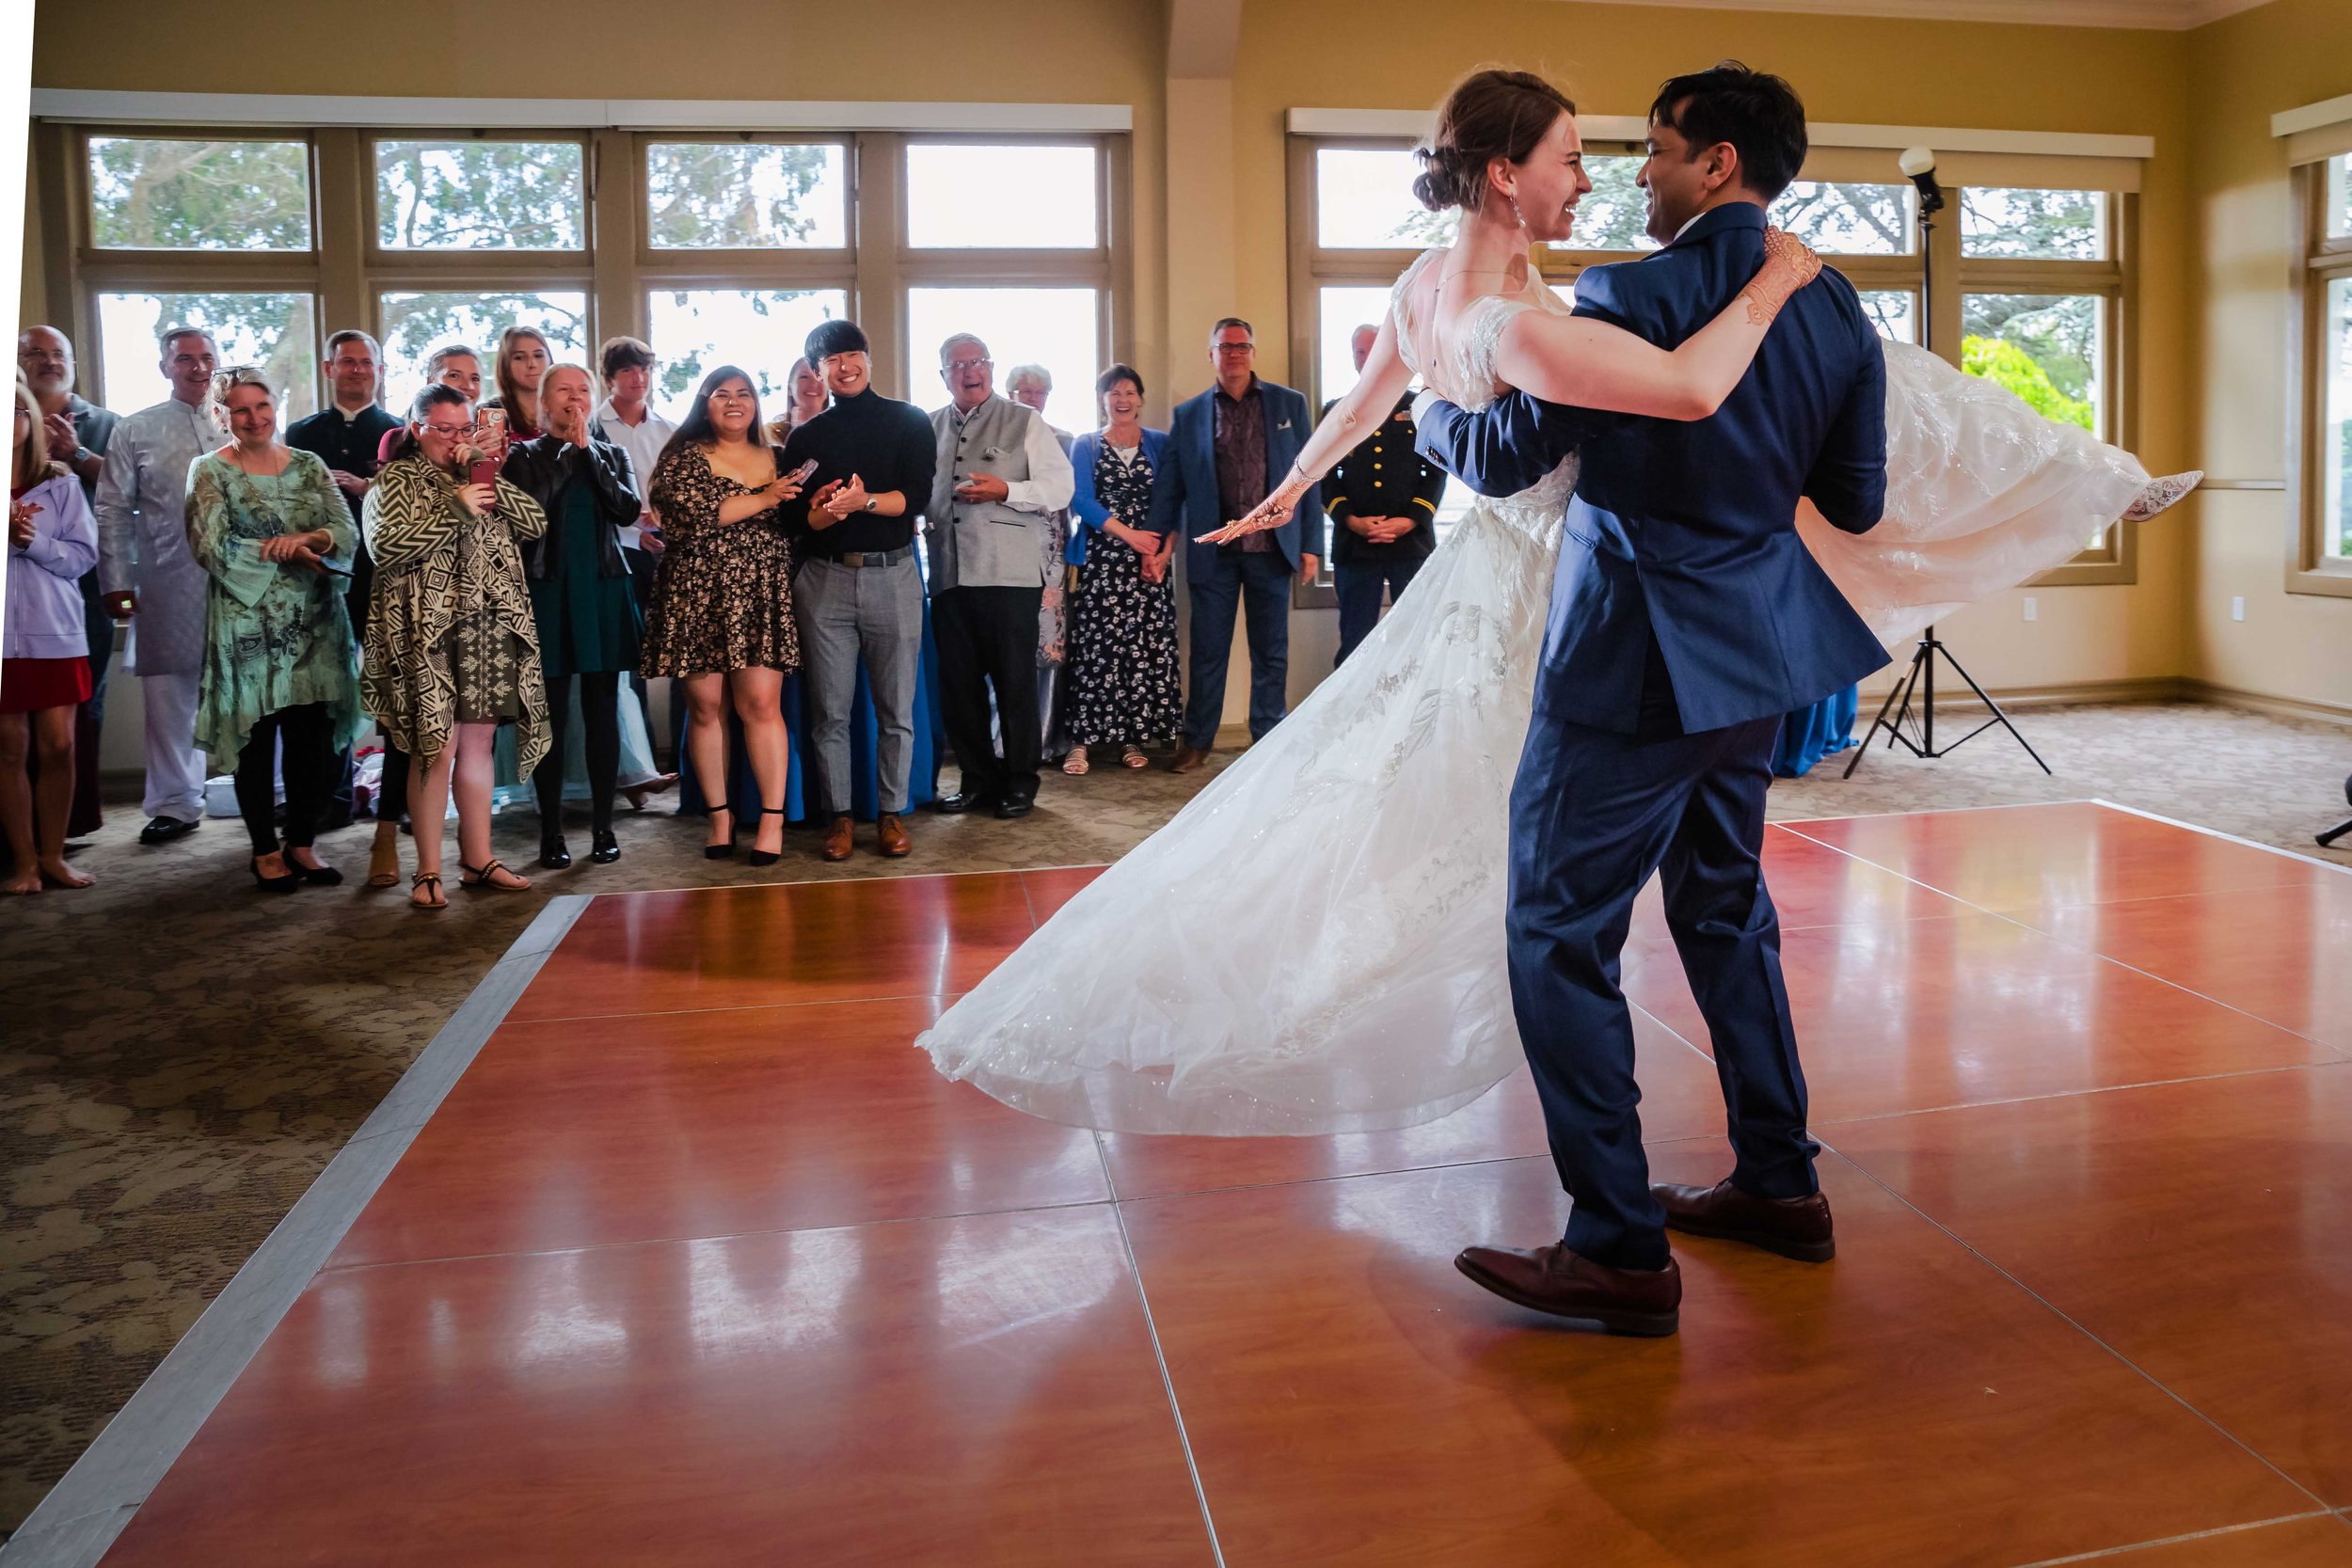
2233, 596, 2246, 622
2023, 596, 2037, 623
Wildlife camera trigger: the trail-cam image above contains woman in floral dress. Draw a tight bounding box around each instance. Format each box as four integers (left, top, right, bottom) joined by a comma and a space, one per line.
1063, 364, 1180, 774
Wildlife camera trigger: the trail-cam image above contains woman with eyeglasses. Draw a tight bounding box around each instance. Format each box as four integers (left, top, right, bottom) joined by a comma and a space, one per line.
362, 385, 548, 909
185, 368, 365, 891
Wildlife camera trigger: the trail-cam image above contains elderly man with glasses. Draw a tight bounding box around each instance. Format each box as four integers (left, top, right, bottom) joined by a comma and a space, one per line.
926, 335, 1073, 821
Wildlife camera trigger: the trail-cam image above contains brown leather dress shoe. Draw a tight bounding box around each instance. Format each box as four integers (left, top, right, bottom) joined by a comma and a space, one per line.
1454, 1243, 1680, 1336
1169, 743, 1209, 775
877, 813, 912, 858
821, 815, 854, 863
1653, 1178, 1836, 1262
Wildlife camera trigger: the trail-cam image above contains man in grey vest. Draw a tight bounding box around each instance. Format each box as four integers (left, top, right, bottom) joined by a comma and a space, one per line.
928, 334, 1074, 819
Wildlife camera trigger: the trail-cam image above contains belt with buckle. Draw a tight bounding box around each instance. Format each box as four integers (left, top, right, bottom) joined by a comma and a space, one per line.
827, 546, 913, 569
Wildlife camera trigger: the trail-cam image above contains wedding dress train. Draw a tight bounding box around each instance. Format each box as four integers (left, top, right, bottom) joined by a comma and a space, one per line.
915, 249, 2179, 1136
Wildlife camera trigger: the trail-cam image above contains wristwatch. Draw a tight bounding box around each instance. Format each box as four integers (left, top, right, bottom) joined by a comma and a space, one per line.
861, 496, 879, 514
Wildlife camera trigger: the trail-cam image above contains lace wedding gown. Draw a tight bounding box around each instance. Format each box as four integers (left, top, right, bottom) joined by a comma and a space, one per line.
915, 249, 2159, 1136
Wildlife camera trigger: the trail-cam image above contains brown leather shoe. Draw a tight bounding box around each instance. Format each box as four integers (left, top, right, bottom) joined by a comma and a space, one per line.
1454, 1243, 1680, 1336
821, 815, 854, 863
1653, 1177, 1836, 1262
1169, 743, 1209, 775
877, 813, 912, 858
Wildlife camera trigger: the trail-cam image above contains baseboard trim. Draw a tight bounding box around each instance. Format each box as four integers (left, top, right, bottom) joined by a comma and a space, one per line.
2174, 680, 2352, 728
1839, 675, 2186, 715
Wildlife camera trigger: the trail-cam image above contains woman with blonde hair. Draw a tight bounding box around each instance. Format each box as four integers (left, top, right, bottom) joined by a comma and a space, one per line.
4, 375, 101, 894
185, 367, 364, 890
481, 325, 554, 441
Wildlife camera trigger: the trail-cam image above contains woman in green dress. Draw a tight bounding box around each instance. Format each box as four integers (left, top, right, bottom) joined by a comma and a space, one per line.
185, 369, 364, 892
501, 364, 644, 869
362, 384, 548, 910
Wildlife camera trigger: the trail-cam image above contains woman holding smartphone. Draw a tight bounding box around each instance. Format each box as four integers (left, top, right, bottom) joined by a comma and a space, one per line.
642, 366, 804, 866
364, 385, 548, 909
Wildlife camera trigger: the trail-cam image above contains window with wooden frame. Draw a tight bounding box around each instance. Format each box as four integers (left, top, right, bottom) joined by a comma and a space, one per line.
2287, 148, 2352, 596
34, 119, 1129, 436
1285, 133, 2144, 607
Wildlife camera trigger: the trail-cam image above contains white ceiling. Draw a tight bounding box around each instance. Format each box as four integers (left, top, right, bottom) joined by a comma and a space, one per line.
1555, 0, 2274, 29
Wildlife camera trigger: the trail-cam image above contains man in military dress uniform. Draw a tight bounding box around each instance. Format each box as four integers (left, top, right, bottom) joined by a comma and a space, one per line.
1321, 324, 1448, 665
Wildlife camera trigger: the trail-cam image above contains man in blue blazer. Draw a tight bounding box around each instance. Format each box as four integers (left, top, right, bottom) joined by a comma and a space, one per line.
1145, 318, 1321, 772
1417, 65, 1888, 1335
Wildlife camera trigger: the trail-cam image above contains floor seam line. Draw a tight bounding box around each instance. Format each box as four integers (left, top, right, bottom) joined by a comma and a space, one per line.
1806, 1060, 2348, 1129
1818, 1141, 2334, 1515
2005, 1510, 2342, 1566
1098, 1129, 1229, 1568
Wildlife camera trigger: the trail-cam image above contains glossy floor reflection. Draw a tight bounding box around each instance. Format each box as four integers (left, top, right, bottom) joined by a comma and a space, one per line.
95, 807, 2352, 1566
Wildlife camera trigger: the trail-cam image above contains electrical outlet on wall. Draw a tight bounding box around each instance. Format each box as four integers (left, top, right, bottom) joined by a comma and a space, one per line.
2023, 596, 2038, 623
2233, 596, 2246, 622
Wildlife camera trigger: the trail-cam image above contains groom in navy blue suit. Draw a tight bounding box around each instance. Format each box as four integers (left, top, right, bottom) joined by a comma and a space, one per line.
1416, 65, 1889, 1336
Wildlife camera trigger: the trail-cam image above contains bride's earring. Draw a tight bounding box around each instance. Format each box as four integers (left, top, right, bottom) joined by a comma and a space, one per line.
1508, 195, 1526, 231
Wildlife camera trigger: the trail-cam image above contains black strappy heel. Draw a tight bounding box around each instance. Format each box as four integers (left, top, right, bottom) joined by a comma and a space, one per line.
704, 804, 738, 861
747, 806, 789, 867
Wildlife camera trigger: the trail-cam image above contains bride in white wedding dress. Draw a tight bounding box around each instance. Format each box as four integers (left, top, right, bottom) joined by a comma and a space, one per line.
915, 71, 2195, 1137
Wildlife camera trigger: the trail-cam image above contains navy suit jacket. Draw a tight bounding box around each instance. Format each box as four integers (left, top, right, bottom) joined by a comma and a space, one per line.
1145, 379, 1324, 576
1417, 203, 1889, 736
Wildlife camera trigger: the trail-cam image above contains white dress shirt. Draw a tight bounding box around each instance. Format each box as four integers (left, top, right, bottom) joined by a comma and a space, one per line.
592, 397, 678, 549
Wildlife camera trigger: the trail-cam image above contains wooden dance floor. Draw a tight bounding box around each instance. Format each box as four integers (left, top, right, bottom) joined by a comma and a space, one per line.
92, 803, 2352, 1565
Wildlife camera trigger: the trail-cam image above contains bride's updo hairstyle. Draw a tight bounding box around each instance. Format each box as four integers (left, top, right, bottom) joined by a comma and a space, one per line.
1413, 69, 1579, 214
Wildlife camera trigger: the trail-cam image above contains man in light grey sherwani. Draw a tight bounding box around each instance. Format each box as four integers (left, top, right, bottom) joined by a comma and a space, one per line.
95, 325, 225, 842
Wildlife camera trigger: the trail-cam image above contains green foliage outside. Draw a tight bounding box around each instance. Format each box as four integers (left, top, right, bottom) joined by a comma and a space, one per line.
1963, 335, 2092, 430
374, 141, 583, 250
89, 138, 310, 250
646, 144, 834, 248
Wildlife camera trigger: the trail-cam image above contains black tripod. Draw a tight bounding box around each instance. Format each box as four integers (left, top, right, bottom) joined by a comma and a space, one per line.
1843, 168, 2051, 780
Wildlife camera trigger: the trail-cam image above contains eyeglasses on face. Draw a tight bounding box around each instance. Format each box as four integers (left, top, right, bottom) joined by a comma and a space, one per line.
946, 356, 993, 373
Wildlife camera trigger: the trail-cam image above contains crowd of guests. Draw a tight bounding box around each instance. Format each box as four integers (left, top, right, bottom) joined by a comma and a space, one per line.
4, 311, 1447, 902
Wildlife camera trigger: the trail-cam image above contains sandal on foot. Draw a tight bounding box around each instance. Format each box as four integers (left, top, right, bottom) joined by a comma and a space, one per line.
704, 805, 738, 861
1063, 748, 1090, 776
748, 806, 789, 868
409, 871, 447, 911
1120, 746, 1149, 769
459, 858, 531, 892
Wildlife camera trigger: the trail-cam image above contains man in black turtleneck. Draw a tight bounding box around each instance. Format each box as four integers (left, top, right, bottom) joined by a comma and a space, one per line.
780, 320, 939, 861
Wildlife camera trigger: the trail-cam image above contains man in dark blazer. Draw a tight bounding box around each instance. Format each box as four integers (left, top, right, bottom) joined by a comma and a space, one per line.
1145, 318, 1321, 773
1417, 65, 1888, 1335
1322, 323, 1448, 665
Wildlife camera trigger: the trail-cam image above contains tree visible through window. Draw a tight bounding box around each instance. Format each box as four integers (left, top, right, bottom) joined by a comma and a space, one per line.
1963, 293, 2101, 432
374, 140, 584, 250
88, 137, 311, 250
644, 143, 846, 249
376, 292, 589, 404
96, 292, 317, 418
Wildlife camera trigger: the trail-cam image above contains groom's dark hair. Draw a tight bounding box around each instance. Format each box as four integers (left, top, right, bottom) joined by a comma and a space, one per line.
1649, 62, 1807, 202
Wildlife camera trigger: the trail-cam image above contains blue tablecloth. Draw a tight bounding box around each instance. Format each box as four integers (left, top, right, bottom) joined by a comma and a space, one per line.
672, 591, 946, 823
1773, 685, 1859, 779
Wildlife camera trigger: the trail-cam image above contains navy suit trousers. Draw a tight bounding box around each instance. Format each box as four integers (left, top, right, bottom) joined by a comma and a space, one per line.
1506, 701, 1820, 1271
1333, 554, 1424, 667
1183, 547, 1292, 750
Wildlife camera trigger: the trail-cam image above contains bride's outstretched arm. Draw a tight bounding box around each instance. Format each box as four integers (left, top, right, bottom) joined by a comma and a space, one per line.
1492, 229, 1820, 420
1198, 313, 1415, 544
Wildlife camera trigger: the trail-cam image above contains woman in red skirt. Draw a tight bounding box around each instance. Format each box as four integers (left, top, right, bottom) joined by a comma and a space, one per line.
5, 377, 100, 894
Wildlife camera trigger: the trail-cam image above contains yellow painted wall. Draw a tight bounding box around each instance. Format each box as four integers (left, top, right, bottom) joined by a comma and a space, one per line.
2180, 0, 2352, 714
26, 0, 2344, 726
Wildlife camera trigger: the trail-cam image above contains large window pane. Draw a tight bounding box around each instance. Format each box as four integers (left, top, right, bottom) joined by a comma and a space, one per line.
1315, 148, 1454, 250
1772, 182, 1912, 255
2324, 275, 2351, 560
96, 292, 317, 418
2328, 154, 2351, 243
377, 292, 589, 407
905, 287, 1099, 432
1961, 187, 2105, 261
375, 139, 585, 250
89, 136, 312, 251
645, 142, 847, 249
1856, 290, 1918, 343
646, 289, 850, 418
1556, 154, 1655, 253
1962, 293, 2104, 433
906, 145, 1097, 249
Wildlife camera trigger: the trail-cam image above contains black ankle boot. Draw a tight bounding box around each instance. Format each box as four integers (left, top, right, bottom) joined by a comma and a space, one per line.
590, 829, 621, 863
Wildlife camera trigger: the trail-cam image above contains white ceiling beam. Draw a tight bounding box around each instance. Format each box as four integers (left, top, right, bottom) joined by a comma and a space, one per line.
1287, 106, 2155, 161
29, 90, 1132, 134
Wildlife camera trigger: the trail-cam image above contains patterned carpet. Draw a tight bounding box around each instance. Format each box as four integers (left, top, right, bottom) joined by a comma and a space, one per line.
2, 698, 2346, 1537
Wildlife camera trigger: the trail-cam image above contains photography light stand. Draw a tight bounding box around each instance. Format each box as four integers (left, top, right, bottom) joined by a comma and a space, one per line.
1844, 149, 2052, 780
